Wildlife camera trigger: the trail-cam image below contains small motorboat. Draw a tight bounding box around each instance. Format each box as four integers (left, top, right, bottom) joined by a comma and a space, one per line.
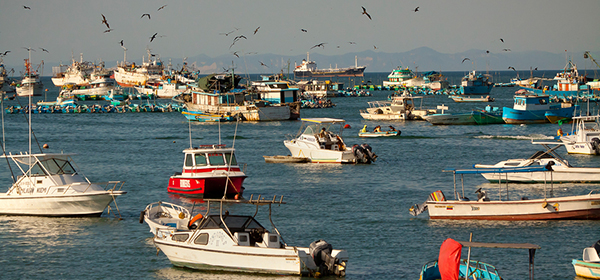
263, 155, 310, 163
144, 195, 348, 277
572, 240, 600, 279
558, 115, 600, 155
358, 125, 400, 138
168, 144, 247, 198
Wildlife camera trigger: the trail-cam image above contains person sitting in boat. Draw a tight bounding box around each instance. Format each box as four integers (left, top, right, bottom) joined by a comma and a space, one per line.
388, 126, 397, 132
319, 127, 328, 138
361, 125, 367, 133
373, 125, 382, 132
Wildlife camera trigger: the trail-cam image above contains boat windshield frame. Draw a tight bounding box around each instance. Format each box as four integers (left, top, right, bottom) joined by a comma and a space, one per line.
294, 118, 346, 138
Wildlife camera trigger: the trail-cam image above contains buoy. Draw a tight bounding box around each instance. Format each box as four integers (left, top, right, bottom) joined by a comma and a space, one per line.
234, 194, 240, 200
43, 143, 49, 149
344, 124, 351, 129
173, 140, 176, 143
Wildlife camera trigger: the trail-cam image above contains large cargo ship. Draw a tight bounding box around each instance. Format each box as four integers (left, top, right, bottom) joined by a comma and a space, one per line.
294, 53, 365, 78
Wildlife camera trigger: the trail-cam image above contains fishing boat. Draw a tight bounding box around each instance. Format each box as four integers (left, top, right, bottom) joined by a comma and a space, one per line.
51, 54, 100, 87
141, 201, 192, 235
59, 72, 116, 100
0, 57, 15, 94
471, 106, 504, 125
298, 80, 343, 98
145, 196, 348, 277
360, 92, 437, 120
167, 144, 246, 198
250, 76, 301, 119
409, 166, 600, 220
558, 115, 600, 155
474, 142, 600, 183
449, 95, 494, 102
15, 57, 43, 97
420, 237, 540, 280
134, 76, 189, 99
113, 49, 164, 87
502, 94, 577, 124
184, 73, 291, 122
572, 240, 600, 279
422, 105, 477, 125
519, 59, 596, 98
294, 52, 365, 78
284, 118, 376, 164
382, 68, 449, 90
459, 71, 493, 95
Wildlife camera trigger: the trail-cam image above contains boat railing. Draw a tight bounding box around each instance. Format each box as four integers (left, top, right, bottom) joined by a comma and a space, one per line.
61, 181, 125, 194
588, 190, 600, 196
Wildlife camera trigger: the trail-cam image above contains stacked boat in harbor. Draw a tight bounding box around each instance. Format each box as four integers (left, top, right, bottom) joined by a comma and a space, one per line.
459, 70, 493, 95
382, 67, 449, 90
114, 50, 164, 87
15, 56, 43, 97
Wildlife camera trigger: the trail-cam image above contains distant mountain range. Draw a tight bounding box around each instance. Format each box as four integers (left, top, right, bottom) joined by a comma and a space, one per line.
9, 47, 599, 76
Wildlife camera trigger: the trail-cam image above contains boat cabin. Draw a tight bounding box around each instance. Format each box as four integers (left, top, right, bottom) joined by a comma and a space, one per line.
295, 118, 347, 151
253, 81, 299, 104
181, 145, 241, 173
512, 95, 557, 111
190, 214, 281, 248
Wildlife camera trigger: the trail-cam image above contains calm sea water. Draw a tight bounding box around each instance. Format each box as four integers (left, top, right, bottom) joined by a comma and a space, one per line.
0, 71, 598, 279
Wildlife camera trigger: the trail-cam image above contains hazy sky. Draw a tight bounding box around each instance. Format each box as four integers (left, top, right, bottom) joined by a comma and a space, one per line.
1, 0, 599, 70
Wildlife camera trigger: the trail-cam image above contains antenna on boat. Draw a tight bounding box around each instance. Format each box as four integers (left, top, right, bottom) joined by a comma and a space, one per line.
222, 117, 240, 199
188, 120, 192, 149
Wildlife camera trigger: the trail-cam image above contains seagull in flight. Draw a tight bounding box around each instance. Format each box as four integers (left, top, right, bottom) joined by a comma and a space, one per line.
414, 7, 419, 12
502, 48, 511, 52
39, 47, 49, 53
461, 58, 470, 63
0, 51, 10, 56
101, 14, 110, 29
349, 41, 356, 44
220, 30, 236, 36
150, 33, 158, 42
104, 29, 114, 33
23, 5, 31, 9
508, 66, 516, 71
361, 6, 372, 20
259, 61, 269, 68
229, 35, 247, 49
232, 52, 239, 58
500, 38, 504, 43
373, 45, 377, 49
141, 13, 151, 19
310, 42, 326, 49
301, 29, 307, 32
253, 27, 260, 35
157, 5, 167, 11
119, 40, 127, 50
22, 47, 36, 52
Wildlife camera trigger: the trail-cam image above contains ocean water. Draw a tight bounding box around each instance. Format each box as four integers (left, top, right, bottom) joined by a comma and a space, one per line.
0, 72, 598, 279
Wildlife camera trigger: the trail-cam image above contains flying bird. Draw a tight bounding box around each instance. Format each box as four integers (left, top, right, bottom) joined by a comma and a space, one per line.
461, 58, 470, 63
157, 5, 167, 11
232, 52, 239, 58
373, 45, 377, 49
119, 40, 124, 46
22, 47, 36, 52
500, 38, 504, 43
0, 51, 10, 56
502, 48, 511, 52
23, 5, 31, 9
414, 7, 419, 12
104, 29, 114, 33
253, 27, 260, 35
508, 66, 516, 71
39, 47, 49, 53
349, 41, 356, 44
141, 13, 151, 19
534, 67, 538, 71
220, 30, 236, 36
301, 29, 307, 32
486, 50, 490, 53
229, 35, 247, 49
310, 43, 326, 49
259, 61, 269, 68
101, 14, 110, 29
361, 6, 372, 20
150, 33, 158, 42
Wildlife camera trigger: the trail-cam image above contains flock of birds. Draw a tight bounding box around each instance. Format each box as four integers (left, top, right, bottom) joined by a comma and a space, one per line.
10, 4, 521, 71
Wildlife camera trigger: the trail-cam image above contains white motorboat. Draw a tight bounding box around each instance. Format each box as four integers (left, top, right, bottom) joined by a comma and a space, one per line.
51, 54, 97, 87
141, 201, 192, 235
572, 240, 600, 279
134, 79, 188, 99
0, 152, 126, 216
474, 142, 600, 183
559, 115, 600, 155
145, 196, 348, 277
410, 166, 600, 220
360, 92, 437, 120
284, 118, 376, 164
114, 49, 164, 87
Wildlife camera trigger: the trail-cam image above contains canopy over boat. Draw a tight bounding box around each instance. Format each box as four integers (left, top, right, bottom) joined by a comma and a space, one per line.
300, 117, 346, 124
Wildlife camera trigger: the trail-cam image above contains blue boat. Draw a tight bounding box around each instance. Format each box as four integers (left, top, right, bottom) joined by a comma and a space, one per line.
502, 94, 577, 124
519, 59, 597, 99
459, 71, 493, 95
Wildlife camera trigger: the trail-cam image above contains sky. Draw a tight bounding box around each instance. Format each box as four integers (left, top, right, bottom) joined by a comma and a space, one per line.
1, 0, 599, 72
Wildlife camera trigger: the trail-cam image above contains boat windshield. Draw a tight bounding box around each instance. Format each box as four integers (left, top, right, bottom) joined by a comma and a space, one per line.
200, 215, 265, 231
29, 158, 76, 176
223, 152, 237, 165
303, 123, 339, 136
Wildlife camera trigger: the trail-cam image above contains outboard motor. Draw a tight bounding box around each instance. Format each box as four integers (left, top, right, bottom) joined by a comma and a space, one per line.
361, 144, 377, 163
352, 144, 366, 163
309, 240, 346, 277
592, 138, 600, 155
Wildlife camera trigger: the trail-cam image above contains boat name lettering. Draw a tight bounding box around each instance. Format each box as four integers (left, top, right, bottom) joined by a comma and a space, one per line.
36, 188, 46, 193
471, 206, 480, 211
181, 180, 191, 189
434, 206, 446, 208
592, 201, 600, 206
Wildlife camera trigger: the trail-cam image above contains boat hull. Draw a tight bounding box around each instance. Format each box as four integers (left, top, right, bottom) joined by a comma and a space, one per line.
573, 259, 600, 279
168, 175, 245, 198
284, 140, 356, 163
294, 67, 365, 78
460, 84, 493, 95
427, 194, 600, 220
502, 106, 575, 124
471, 110, 504, 125
478, 168, 600, 183
0, 191, 124, 216
358, 131, 399, 137
423, 113, 476, 125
